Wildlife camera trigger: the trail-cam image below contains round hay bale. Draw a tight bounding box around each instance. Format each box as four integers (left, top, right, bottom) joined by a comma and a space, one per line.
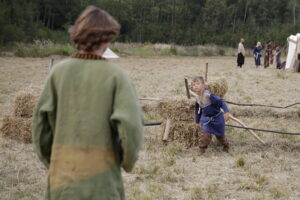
13, 91, 37, 118
0, 116, 32, 143
206, 78, 228, 98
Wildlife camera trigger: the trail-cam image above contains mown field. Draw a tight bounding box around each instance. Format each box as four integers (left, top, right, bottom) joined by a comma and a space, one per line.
0, 55, 300, 200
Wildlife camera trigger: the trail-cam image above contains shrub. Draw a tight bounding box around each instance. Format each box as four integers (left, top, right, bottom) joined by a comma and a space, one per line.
15, 40, 75, 57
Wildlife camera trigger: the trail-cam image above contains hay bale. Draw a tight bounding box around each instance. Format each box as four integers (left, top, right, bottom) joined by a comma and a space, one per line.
206, 78, 228, 98
13, 91, 37, 118
231, 107, 300, 119
156, 100, 204, 147
156, 100, 194, 121
0, 116, 32, 143
190, 78, 228, 98
168, 122, 203, 147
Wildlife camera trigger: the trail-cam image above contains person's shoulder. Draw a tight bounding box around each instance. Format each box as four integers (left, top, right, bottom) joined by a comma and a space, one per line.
48, 58, 73, 75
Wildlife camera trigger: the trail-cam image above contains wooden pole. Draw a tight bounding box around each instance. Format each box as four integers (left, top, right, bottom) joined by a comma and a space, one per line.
229, 114, 266, 145
162, 119, 171, 142
184, 78, 191, 99
48, 58, 54, 72
205, 63, 208, 82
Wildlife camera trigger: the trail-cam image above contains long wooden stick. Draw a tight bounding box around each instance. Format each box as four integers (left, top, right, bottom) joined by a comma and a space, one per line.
163, 119, 171, 141
229, 114, 266, 145
205, 63, 208, 82
184, 78, 191, 99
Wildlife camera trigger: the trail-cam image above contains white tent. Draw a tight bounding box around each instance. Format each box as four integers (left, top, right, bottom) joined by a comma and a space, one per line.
286, 33, 300, 69
103, 48, 119, 59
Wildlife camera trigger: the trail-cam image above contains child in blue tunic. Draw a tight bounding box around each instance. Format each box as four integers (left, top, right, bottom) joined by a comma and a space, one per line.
253, 42, 262, 67
192, 76, 230, 154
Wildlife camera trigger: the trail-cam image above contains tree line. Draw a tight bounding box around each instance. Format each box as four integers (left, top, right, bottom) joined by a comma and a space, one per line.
0, 0, 299, 48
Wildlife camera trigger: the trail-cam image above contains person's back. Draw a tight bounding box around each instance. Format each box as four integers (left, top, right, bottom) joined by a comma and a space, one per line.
32, 6, 143, 200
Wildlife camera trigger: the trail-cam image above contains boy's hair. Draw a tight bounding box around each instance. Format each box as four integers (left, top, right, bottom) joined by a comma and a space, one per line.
192, 76, 205, 83
69, 6, 120, 52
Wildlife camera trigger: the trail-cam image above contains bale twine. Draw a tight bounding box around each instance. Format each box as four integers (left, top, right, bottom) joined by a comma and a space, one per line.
206, 78, 228, 98
13, 91, 37, 118
0, 116, 32, 143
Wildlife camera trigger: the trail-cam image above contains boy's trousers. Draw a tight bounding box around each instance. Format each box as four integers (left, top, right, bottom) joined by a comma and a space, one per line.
199, 131, 229, 152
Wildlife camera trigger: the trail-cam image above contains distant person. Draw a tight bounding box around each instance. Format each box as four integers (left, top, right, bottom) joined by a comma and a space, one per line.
275, 46, 282, 69
264, 41, 272, 68
253, 42, 262, 67
32, 6, 144, 200
237, 38, 245, 68
191, 76, 230, 154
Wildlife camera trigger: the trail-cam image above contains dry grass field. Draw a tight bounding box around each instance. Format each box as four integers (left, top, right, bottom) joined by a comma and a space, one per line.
0, 55, 300, 200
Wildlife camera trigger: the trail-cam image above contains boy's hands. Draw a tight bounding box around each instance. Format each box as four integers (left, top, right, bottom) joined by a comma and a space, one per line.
224, 112, 230, 122
194, 124, 201, 132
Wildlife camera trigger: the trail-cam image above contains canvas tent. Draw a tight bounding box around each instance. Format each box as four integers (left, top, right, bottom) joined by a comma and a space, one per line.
286, 33, 300, 70
103, 48, 119, 59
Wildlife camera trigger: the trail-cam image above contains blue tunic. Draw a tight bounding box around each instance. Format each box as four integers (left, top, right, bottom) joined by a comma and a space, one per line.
253, 46, 262, 66
194, 90, 229, 137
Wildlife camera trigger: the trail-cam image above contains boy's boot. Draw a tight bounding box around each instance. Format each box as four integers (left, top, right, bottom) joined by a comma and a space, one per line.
216, 136, 229, 152
199, 132, 212, 155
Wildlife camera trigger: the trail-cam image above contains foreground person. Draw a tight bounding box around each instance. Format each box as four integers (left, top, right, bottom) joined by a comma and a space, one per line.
32, 6, 143, 200
191, 76, 230, 154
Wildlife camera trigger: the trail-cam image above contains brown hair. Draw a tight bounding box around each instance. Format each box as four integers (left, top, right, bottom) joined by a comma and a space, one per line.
69, 6, 120, 52
192, 76, 205, 83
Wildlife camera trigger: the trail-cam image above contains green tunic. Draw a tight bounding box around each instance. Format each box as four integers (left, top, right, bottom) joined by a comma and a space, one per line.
32, 57, 144, 200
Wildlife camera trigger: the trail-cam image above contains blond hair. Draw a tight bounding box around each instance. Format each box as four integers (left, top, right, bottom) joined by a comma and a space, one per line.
69, 6, 120, 52
257, 41, 261, 46
192, 76, 205, 84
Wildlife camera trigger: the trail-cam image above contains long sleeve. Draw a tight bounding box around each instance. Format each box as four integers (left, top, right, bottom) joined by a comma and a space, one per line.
210, 93, 229, 113
32, 76, 56, 169
221, 100, 229, 113
110, 72, 144, 172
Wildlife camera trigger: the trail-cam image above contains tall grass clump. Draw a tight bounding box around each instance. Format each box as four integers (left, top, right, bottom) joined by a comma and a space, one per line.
15, 40, 75, 57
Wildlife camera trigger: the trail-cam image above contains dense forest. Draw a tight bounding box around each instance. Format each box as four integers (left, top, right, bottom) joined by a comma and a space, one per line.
0, 0, 299, 47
